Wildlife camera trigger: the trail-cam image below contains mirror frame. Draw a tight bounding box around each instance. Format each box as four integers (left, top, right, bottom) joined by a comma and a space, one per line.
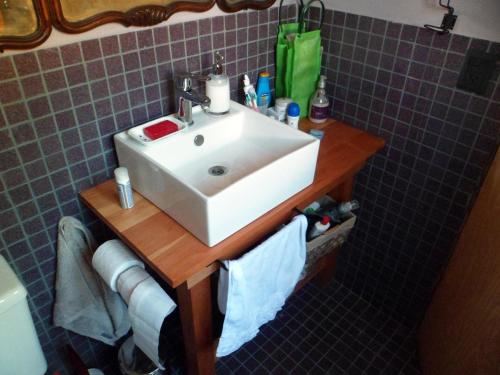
0, 0, 278, 51
0, 0, 52, 52
216, 0, 275, 13
49, 0, 217, 33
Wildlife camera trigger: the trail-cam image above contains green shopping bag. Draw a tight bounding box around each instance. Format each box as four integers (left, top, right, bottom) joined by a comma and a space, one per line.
276, 0, 324, 117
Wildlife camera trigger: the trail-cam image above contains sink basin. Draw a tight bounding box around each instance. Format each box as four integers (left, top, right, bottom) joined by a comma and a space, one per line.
114, 101, 320, 246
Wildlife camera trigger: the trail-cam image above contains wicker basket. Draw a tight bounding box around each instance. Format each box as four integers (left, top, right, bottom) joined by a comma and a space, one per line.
300, 198, 357, 279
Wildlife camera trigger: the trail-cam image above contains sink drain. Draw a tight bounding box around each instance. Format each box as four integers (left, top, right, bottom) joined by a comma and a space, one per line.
208, 165, 228, 176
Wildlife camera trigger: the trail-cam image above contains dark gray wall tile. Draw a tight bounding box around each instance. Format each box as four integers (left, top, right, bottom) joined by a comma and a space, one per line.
311, 9, 500, 327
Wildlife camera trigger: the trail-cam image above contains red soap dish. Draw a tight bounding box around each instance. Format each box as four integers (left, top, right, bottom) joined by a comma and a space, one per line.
143, 120, 179, 140
127, 115, 186, 145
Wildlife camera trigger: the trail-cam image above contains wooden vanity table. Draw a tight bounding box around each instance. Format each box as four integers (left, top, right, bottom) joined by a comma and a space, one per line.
80, 119, 384, 375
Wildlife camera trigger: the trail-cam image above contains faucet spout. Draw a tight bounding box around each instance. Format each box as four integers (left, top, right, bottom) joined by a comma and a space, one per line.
175, 74, 211, 126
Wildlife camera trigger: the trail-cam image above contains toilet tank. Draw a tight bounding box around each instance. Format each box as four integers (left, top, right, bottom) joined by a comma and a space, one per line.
0, 255, 47, 375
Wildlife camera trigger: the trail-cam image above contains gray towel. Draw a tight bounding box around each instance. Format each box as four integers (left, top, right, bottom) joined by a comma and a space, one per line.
53, 216, 130, 345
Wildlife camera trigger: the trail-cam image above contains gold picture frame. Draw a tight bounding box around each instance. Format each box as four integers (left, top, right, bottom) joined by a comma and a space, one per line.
50, 0, 216, 32
0, 0, 51, 52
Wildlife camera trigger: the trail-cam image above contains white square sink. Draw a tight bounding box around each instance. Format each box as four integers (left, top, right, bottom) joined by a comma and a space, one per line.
114, 101, 319, 246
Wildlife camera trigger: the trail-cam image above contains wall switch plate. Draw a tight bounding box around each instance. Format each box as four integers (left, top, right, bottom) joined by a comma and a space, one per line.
457, 50, 498, 95
440, 13, 457, 31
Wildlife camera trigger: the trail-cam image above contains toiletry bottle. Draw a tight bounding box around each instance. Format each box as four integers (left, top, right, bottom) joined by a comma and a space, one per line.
304, 201, 320, 214
309, 75, 329, 123
206, 52, 230, 114
322, 200, 359, 223
275, 98, 292, 122
286, 102, 300, 129
307, 216, 331, 241
243, 74, 258, 111
256, 72, 271, 113
114, 167, 134, 209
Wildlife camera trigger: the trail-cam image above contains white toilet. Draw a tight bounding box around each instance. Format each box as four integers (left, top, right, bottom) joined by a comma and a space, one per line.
0, 255, 47, 375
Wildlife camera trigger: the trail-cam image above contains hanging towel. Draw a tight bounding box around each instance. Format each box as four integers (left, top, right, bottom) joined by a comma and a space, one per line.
128, 276, 177, 369
53, 217, 130, 345
216, 215, 307, 357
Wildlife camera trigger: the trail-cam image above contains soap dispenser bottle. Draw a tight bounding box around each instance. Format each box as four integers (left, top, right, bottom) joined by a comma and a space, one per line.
308, 75, 329, 123
206, 52, 230, 114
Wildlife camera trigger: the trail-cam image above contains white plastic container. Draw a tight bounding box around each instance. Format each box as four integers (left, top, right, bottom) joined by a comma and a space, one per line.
115, 167, 134, 209
307, 216, 331, 241
266, 106, 283, 122
0, 255, 47, 375
275, 98, 292, 120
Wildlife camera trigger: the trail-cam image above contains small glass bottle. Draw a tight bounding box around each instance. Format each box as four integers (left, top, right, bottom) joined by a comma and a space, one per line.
308, 75, 330, 123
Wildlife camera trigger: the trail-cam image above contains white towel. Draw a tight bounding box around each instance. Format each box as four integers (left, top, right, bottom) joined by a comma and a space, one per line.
128, 276, 177, 369
53, 217, 130, 346
216, 215, 307, 357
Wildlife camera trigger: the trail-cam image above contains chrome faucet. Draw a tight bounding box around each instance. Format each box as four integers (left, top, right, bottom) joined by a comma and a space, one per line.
175, 74, 211, 125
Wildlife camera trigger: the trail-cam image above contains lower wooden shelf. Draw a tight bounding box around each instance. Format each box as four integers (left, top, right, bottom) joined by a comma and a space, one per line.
80, 118, 384, 375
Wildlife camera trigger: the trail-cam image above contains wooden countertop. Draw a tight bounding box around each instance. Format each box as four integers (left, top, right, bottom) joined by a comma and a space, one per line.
80, 119, 384, 288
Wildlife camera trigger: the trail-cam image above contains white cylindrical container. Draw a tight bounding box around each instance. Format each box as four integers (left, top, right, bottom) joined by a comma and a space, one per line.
206, 75, 230, 114
114, 167, 134, 209
0, 255, 47, 375
275, 97, 292, 121
307, 216, 331, 241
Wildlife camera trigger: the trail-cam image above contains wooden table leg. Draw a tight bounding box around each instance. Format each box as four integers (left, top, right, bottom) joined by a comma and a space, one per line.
330, 176, 355, 202
313, 250, 338, 287
313, 176, 356, 287
177, 277, 215, 375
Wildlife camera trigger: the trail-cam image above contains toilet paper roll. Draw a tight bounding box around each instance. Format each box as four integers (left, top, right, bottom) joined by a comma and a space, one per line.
129, 277, 177, 369
116, 266, 150, 305
92, 239, 144, 291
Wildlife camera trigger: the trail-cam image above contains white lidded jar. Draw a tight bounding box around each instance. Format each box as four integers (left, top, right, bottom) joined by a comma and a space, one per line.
308, 75, 330, 123
206, 52, 230, 114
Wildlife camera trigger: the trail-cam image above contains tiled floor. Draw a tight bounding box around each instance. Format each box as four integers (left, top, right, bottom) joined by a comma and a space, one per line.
164, 279, 421, 374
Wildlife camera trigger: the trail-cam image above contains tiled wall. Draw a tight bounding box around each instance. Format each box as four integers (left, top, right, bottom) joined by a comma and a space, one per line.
0, 6, 294, 372
308, 8, 499, 326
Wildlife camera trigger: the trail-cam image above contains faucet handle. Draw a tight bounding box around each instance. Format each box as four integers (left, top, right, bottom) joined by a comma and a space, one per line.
176, 76, 192, 92
191, 74, 211, 82
176, 73, 210, 92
